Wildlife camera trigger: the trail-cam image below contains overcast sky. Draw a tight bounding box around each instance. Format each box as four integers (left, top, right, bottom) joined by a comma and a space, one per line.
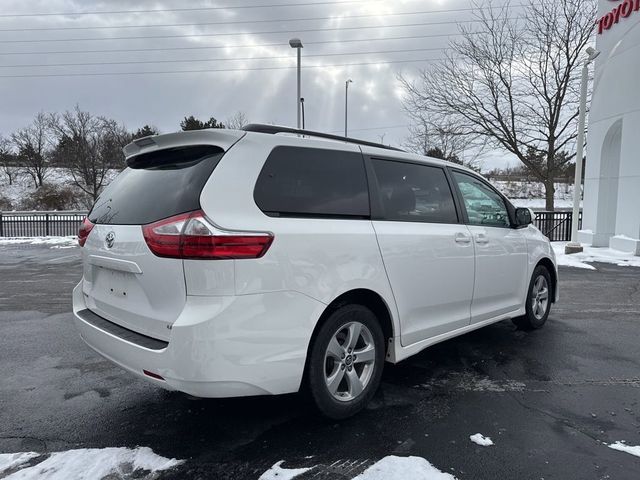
0, 0, 516, 169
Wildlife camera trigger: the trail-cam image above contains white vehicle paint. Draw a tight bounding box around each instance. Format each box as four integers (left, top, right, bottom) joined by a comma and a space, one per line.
72, 125, 558, 417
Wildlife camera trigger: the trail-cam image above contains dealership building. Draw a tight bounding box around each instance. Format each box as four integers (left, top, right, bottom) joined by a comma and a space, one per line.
578, 0, 640, 255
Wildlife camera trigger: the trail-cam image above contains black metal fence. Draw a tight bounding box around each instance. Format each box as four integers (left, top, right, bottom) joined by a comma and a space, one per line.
0, 211, 87, 237
0, 209, 581, 242
534, 210, 582, 242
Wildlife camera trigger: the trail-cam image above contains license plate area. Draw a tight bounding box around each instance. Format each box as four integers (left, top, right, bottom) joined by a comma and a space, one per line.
94, 267, 137, 301
106, 269, 130, 299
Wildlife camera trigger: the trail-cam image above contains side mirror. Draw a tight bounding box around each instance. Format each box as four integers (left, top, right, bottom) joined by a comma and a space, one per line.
515, 207, 534, 227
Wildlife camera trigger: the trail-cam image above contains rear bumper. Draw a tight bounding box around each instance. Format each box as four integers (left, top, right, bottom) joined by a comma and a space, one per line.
72, 282, 324, 397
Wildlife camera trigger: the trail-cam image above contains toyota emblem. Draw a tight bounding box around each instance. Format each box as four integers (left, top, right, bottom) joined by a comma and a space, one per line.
105, 231, 116, 249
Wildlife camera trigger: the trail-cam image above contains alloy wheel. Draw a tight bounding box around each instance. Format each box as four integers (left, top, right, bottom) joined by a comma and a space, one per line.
531, 275, 549, 320
323, 321, 376, 402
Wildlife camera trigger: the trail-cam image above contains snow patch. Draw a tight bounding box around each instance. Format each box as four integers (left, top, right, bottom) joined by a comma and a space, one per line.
0, 236, 77, 247
608, 441, 640, 458
258, 460, 312, 480
553, 242, 640, 270
469, 433, 494, 446
0, 452, 39, 473
353, 456, 457, 480
511, 198, 576, 209
0, 447, 183, 479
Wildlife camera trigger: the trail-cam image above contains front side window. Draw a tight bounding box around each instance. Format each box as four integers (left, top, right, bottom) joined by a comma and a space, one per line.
452, 171, 510, 227
254, 146, 370, 218
371, 159, 458, 224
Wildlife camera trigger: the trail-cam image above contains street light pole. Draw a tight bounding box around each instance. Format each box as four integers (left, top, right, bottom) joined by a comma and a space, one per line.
289, 38, 303, 129
345, 79, 352, 137
566, 46, 600, 255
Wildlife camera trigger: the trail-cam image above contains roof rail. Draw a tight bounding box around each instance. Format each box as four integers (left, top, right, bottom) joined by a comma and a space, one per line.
242, 123, 404, 152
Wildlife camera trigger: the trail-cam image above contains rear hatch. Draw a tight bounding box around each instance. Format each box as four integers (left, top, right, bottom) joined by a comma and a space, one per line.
81, 130, 243, 341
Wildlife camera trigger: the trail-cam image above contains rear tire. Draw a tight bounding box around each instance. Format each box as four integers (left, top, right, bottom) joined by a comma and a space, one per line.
307, 304, 385, 420
513, 265, 552, 330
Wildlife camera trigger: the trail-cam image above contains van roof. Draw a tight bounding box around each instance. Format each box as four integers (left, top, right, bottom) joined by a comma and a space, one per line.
124, 124, 477, 176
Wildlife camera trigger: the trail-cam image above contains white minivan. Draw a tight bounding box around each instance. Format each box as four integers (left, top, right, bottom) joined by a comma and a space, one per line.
72, 124, 557, 419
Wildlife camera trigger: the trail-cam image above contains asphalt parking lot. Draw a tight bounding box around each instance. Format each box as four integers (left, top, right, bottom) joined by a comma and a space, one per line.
1, 243, 639, 479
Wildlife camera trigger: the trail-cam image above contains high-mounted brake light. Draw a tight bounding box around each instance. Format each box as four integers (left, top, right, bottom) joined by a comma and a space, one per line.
142, 210, 273, 260
78, 217, 94, 247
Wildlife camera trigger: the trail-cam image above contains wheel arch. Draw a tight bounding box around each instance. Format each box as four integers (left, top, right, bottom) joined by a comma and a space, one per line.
301, 288, 395, 388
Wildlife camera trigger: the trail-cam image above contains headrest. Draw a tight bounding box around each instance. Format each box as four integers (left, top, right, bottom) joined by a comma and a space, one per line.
387, 184, 415, 214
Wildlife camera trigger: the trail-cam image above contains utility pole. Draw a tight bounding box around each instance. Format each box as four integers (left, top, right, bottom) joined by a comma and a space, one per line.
289, 38, 304, 129
566, 47, 600, 254
345, 79, 353, 137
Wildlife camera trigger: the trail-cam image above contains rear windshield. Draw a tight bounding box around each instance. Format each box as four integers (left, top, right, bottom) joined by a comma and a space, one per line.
89, 145, 224, 225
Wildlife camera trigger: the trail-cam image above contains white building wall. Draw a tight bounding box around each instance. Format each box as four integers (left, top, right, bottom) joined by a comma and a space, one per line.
579, 0, 640, 255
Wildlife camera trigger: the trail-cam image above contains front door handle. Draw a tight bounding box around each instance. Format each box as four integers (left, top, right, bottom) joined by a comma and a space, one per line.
454, 232, 471, 244
475, 233, 489, 244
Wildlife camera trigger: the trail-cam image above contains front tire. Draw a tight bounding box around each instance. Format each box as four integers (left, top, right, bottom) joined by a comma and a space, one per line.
513, 265, 552, 330
307, 304, 385, 419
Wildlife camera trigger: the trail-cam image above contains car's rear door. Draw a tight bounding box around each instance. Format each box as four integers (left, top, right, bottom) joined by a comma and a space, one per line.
367, 156, 475, 346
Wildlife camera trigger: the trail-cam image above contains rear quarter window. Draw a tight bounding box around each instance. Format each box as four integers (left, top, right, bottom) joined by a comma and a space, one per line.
253, 146, 370, 218
89, 145, 224, 225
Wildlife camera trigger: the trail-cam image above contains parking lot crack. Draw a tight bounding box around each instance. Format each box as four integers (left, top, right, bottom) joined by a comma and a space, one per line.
505, 392, 602, 444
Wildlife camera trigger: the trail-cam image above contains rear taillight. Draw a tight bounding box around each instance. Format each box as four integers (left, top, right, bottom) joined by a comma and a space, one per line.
142, 210, 273, 260
78, 217, 94, 247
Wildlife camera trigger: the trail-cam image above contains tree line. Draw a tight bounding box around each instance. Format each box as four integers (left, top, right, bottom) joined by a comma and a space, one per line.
0, 107, 248, 204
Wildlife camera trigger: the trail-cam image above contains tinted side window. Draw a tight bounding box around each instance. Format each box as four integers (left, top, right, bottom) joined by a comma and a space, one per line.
371, 159, 458, 224
452, 171, 510, 228
254, 146, 369, 218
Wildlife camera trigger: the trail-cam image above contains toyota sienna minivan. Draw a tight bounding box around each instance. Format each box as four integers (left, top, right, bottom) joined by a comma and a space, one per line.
72, 124, 557, 419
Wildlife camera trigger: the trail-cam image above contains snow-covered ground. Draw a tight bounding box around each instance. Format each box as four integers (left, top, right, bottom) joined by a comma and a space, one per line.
608, 441, 640, 458
352, 456, 456, 480
259, 461, 313, 480
510, 198, 577, 209
469, 433, 494, 447
0, 447, 182, 479
0, 236, 78, 249
553, 242, 640, 270
0, 168, 118, 210
1, 168, 77, 208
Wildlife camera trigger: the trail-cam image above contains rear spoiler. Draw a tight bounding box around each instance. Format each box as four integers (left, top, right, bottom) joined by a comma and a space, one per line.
123, 129, 246, 159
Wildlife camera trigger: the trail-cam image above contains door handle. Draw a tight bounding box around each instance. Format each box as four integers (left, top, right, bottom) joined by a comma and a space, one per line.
454, 232, 471, 244
475, 233, 489, 244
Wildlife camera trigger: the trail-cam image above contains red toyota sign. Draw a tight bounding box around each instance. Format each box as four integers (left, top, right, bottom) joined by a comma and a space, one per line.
598, 0, 640, 34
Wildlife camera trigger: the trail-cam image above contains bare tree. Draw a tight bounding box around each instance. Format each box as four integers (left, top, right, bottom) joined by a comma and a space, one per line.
49, 106, 129, 203
11, 113, 53, 188
224, 111, 249, 130
0, 135, 19, 186
399, 0, 596, 210
404, 117, 484, 169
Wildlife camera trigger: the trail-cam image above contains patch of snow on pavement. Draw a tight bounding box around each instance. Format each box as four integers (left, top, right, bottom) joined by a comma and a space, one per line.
353, 456, 457, 480
258, 460, 312, 480
0, 453, 39, 473
0, 236, 77, 248
553, 242, 640, 270
608, 441, 640, 458
1, 447, 183, 480
469, 433, 494, 446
